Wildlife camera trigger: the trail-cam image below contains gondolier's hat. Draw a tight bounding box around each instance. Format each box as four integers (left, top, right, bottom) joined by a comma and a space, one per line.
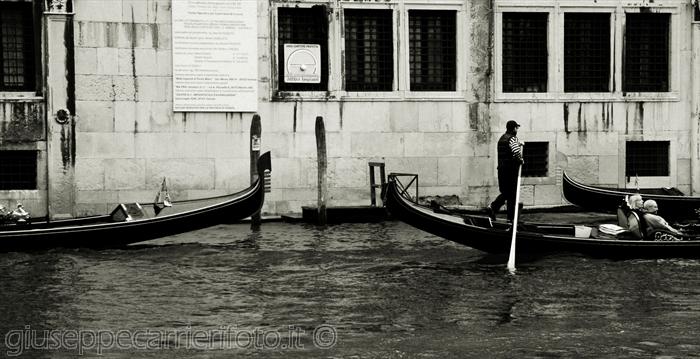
506, 120, 520, 130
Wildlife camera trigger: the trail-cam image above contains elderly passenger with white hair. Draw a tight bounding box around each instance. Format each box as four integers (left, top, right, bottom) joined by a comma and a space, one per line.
642, 199, 683, 238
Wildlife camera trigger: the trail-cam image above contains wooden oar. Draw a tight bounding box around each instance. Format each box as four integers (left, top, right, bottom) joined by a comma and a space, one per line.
507, 163, 523, 272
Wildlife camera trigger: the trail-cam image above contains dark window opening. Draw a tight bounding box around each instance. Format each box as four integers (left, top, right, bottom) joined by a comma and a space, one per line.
695, 3, 700, 22
0, 150, 37, 190
502, 12, 548, 93
0, 2, 35, 91
409, 10, 456, 91
522, 142, 548, 177
564, 13, 610, 92
626, 141, 669, 177
344, 9, 393, 91
623, 13, 670, 92
277, 6, 328, 92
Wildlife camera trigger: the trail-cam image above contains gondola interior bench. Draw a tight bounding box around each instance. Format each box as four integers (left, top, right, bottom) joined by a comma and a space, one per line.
110, 203, 150, 222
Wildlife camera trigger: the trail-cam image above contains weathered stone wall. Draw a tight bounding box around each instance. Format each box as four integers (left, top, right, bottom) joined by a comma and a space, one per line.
66, 0, 698, 216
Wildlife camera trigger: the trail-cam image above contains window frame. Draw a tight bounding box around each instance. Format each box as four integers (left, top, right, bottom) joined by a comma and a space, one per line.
270, 1, 466, 102
493, 2, 681, 103
620, 137, 676, 189
402, 3, 465, 100
0, 0, 40, 98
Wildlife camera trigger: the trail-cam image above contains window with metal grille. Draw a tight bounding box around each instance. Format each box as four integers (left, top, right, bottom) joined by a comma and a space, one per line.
502, 12, 548, 93
564, 13, 610, 92
277, 6, 328, 91
344, 9, 393, 91
0, 2, 35, 91
409, 10, 456, 91
626, 141, 669, 177
522, 142, 548, 177
623, 13, 669, 92
0, 150, 37, 190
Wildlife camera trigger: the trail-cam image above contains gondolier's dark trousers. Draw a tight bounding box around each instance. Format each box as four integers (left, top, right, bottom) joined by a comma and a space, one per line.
491, 167, 519, 221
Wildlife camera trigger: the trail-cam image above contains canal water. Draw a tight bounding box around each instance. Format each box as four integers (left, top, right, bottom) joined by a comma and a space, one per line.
1, 220, 699, 358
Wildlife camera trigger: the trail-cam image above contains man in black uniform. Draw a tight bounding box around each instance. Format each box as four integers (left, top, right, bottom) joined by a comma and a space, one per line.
486, 120, 523, 221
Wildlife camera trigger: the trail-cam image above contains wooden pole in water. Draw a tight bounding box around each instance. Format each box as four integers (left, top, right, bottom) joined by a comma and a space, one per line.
315, 116, 327, 225
250, 114, 262, 226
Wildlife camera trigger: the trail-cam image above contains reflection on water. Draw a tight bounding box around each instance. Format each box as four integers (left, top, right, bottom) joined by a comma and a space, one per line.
1, 221, 700, 358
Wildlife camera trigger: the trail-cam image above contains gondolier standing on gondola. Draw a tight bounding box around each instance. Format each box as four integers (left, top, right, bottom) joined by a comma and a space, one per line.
486, 120, 523, 222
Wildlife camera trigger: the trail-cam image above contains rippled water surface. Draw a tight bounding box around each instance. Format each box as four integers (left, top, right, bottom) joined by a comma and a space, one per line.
1, 220, 700, 358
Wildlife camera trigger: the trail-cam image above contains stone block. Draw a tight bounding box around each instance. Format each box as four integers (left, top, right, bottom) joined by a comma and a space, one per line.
135, 48, 158, 75
136, 76, 168, 102
76, 132, 135, 158
149, 102, 174, 131
325, 132, 352, 158
463, 156, 494, 186
423, 132, 468, 156
146, 159, 216, 190
389, 102, 419, 132
113, 101, 137, 132
205, 133, 247, 159
134, 101, 153, 132
402, 133, 425, 157
150, 0, 172, 24
677, 159, 691, 186
104, 158, 146, 190
76, 101, 114, 132
117, 48, 135, 76
598, 155, 619, 185
76, 190, 119, 204
268, 157, 302, 188
96, 48, 119, 75
112, 76, 137, 101
342, 102, 392, 132
290, 132, 318, 158
156, 49, 172, 76
566, 156, 599, 184
214, 158, 250, 190
350, 133, 404, 157
519, 185, 534, 206
122, 0, 150, 23
384, 157, 438, 186
75, 203, 111, 217
75, 47, 97, 74
74, 1, 123, 22
75, 75, 114, 101
534, 184, 563, 206
263, 132, 292, 158
437, 157, 461, 186
74, 159, 105, 190
329, 158, 367, 188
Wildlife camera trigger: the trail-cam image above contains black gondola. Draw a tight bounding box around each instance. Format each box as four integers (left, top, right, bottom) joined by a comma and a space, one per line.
384, 173, 700, 259
0, 152, 272, 251
562, 171, 697, 219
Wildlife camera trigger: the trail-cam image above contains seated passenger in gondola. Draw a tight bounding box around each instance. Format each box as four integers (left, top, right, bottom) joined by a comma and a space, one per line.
617, 194, 644, 228
641, 200, 684, 241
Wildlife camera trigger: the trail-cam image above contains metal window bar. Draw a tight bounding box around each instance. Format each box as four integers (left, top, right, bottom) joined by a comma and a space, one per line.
0, 2, 35, 91
344, 9, 393, 91
502, 12, 548, 93
522, 142, 548, 177
277, 6, 328, 91
564, 13, 610, 92
0, 150, 37, 190
623, 13, 669, 92
625, 141, 669, 177
409, 10, 456, 91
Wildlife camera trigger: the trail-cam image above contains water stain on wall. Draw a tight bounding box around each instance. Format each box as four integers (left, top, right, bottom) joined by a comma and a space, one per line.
0, 103, 44, 143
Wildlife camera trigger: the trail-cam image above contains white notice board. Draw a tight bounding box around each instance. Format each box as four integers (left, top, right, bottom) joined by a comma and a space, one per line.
172, 0, 257, 112
284, 44, 321, 83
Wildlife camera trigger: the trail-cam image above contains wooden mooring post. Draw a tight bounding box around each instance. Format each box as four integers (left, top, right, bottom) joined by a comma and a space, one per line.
250, 114, 262, 227
315, 116, 327, 225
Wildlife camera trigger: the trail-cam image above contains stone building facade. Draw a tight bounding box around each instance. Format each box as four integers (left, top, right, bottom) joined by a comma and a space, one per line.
0, 0, 698, 218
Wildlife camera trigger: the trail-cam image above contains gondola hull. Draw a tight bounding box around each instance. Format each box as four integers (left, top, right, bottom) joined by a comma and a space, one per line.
0, 152, 272, 251
562, 171, 697, 219
385, 174, 700, 259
